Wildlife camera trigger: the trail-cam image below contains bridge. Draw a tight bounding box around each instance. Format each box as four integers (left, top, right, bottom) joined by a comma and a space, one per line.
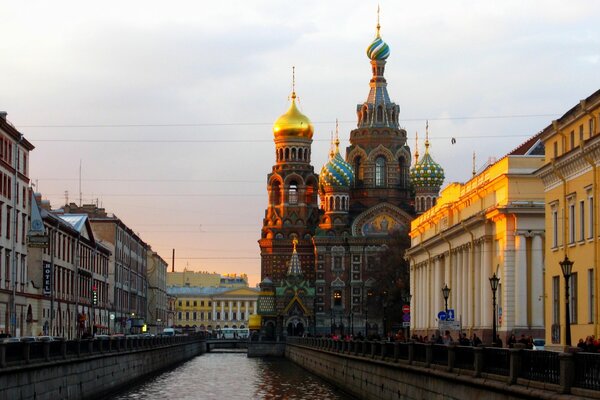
205, 339, 248, 352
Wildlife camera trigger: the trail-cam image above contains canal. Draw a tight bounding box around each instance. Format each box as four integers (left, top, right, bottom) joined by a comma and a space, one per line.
111, 350, 355, 399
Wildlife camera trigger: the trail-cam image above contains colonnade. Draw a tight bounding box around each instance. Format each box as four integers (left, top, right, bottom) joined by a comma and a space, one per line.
211, 300, 258, 321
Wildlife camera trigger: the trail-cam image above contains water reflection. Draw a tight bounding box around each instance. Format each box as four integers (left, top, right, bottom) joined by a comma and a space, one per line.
111, 351, 353, 400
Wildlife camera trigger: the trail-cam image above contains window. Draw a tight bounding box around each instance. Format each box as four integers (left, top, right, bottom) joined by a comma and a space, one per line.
185, 312, 189, 320
193, 301, 197, 307
288, 183, 298, 205
354, 157, 363, 182
580, 200, 585, 241
553, 141, 558, 158
333, 290, 342, 307
185, 300, 190, 307
589, 269, 595, 324
579, 124, 584, 143
201, 301, 205, 307
375, 157, 386, 187
589, 197, 595, 239
590, 118, 595, 138
569, 203, 575, 244
193, 312, 197, 320
570, 130, 575, 149
570, 273, 578, 324
178, 312, 182, 320
552, 209, 558, 248
553, 276, 560, 325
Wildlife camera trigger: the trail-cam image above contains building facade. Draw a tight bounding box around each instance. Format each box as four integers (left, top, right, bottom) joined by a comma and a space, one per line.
147, 249, 168, 334
62, 203, 149, 333
168, 286, 259, 333
258, 19, 417, 337
0, 112, 34, 337
167, 270, 248, 288
29, 195, 111, 338
535, 89, 600, 349
407, 136, 546, 343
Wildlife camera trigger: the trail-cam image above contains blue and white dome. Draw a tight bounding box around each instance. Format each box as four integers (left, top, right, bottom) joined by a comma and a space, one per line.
319, 146, 354, 189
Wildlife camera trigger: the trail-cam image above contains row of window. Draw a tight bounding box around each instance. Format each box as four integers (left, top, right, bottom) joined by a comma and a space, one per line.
552, 269, 595, 327
353, 156, 409, 187
551, 195, 594, 248
177, 311, 251, 321
276, 146, 310, 163
551, 117, 597, 159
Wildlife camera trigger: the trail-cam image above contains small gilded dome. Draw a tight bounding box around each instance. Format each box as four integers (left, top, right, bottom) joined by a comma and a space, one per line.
366, 35, 390, 60
273, 93, 314, 139
319, 146, 354, 189
410, 152, 445, 189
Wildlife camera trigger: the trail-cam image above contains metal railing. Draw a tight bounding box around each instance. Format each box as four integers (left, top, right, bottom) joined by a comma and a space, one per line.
0, 335, 204, 369
286, 337, 599, 396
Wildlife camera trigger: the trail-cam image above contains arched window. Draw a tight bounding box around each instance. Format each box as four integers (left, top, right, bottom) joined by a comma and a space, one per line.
272, 181, 281, 205
298, 148, 303, 160
420, 197, 425, 211
377, 106, 383, 122
329, 196, 334, 211
426, 197, 431, 209
342, 197, 347, 211
375, 156, 386, 187
289, 182, 298, 205
335, 196, 341, 210
333, 290, 342, 307
291, 148, 297, 160
354, 157, 364, 182
284, 148, 290, 160
362, 108, 368, 125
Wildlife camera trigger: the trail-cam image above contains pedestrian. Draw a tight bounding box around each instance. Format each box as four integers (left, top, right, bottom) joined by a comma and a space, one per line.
495, 334, 503, 348
472, 333, 482, 347
443, 330, 453, 345
507, 334, 517, 348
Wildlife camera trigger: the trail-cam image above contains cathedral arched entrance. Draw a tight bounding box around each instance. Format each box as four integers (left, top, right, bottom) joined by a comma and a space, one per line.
285, 316, 306, 337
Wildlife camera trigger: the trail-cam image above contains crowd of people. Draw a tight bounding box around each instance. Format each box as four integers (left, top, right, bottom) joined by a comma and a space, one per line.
577, 336, 600, 352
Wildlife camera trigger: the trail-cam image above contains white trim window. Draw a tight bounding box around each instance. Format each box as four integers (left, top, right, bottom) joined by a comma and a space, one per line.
589, 196, 595, 239
569, 203, 576, 244
551, 204, 559, 248
580, 200, 585, 242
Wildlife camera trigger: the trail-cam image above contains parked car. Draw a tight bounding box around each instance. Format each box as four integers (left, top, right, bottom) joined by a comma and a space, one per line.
37, 336, 55, 342
94, 334, 111, 340
162, 328, 175, 337
1, 337, 20, 343
532, 338, 545, 350
19, 336, 38, 342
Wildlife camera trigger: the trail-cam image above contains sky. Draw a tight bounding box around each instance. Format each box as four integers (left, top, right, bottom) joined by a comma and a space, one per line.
1, 1, 599, 286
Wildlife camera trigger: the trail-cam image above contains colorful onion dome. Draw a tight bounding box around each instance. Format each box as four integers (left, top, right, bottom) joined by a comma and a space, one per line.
319, 139, 354, 189
410, 151, 445, 189
366, 35, 390, 60
273, 92, 314, 140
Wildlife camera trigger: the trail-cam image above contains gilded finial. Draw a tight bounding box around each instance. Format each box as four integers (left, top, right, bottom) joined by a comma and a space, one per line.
292, 238, 298, 252
329, 131, 335, 158
425, 120, 430, 153
335, 118, 340, 150
414, 131, 420, 163
376, 4, 381, 38
291, 66, 296, 99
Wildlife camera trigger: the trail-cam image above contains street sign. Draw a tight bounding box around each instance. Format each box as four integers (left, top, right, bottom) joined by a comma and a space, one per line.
439, 320, 460, 330
438, 311, 447, 321
43, 261, 52, 295
402, 305, 410, 313
446, 309, 455, 321
402, 322, 410, 327
402, 314, 410, 322
27, 234, 49, 248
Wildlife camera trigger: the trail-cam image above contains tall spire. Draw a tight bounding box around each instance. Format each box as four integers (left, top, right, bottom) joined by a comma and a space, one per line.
287, 238, 303, 276
334, 118, 340, 151
291, 66, 296, 99
414, 131, 420, 164
425, 120, 430, 153
376, 4, 381, 38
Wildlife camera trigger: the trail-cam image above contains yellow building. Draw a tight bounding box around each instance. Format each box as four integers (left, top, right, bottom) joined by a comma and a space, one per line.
167, 270, 248, 288
407, 137, 545, 343
167, 286, 258, 332
536, 89, 600, 349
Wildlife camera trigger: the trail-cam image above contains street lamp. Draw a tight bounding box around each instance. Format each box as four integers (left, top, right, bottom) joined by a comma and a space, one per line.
441, 284, 451, 314
560, 255, 574, 347
489, 272, 500, 346
402, 293, 412, 340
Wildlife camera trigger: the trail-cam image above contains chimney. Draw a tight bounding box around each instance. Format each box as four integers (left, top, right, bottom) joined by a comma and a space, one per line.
0, 112, 7, 120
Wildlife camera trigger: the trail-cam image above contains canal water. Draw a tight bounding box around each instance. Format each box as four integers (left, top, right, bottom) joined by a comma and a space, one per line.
111, 350, 355, 400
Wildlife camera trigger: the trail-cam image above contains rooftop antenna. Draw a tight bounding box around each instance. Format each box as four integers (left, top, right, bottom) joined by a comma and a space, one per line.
64, 190, 69, 205
472, 152, 477, 177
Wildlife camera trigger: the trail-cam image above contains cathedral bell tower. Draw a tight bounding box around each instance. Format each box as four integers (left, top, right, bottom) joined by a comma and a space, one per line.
346, 13, 413, 215
259, 70, 319, 284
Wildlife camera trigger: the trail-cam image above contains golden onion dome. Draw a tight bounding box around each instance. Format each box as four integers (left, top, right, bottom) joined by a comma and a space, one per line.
273, 92, 314, 140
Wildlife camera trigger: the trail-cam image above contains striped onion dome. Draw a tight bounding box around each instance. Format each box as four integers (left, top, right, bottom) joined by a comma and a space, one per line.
410, 151, 445, 189
319, 143, 354, 189
366, 35, 390, 60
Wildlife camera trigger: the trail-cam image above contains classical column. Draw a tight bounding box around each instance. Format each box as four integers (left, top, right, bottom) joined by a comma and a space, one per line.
212, 300, 216, 321
253, 301, 257, 314
481, 239, 493, 327
236, 300, 241, 321
434, 257, 441, 324
244, 301, 249, 319
473, 242, 481, 328
515, 233, 528, 328
531, 234, 544, 327
456, 249, 462, 320
462, 246, 469, 326
220, 301, 225, 321
228, 301, 233, 321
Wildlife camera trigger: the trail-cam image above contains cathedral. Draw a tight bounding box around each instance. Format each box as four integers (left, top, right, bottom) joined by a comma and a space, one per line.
258, 15, 444, 337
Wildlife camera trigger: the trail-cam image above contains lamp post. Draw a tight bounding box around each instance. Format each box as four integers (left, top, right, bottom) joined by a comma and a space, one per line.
441, 284, 451, 314
489, 272, 500, 346
560, 256, 574, 347
402, 293, 412, 340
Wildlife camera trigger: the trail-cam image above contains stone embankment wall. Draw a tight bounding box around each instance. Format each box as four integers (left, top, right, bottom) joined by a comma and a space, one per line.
286, 339, 595, 400
0, 336, 206, 400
